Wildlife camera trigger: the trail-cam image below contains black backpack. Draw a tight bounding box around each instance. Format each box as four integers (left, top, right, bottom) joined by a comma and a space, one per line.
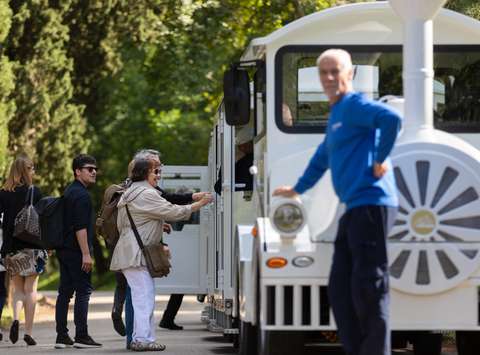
35, 196, 66, 249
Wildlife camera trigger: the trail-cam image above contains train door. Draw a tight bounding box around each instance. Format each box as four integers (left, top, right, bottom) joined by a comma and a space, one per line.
154, 165, 209, 294
216, 110, 234, 298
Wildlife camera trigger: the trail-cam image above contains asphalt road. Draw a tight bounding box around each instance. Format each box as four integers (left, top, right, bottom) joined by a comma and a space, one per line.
0, 292, 456, 354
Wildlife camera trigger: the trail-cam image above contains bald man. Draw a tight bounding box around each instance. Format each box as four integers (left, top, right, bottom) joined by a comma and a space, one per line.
274, 49, 401, 355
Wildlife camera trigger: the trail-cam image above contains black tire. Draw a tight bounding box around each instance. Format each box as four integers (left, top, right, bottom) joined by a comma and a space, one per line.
239, 321, 258, 355
412, 332, 442, 355
258, 330, 304, 355
456, 331, 480, 355
391, 331, 408, 349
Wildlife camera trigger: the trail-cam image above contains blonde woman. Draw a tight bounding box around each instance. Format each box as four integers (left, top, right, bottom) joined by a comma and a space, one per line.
0, 155, 46, 345
111, 157, 211, 351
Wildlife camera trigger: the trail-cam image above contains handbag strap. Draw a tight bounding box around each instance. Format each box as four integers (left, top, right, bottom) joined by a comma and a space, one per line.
25, 186, 35, 206
125, 205, 145, 251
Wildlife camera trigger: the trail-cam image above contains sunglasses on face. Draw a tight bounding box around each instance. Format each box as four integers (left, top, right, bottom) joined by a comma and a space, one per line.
152, 164, 164, 176
81, 166, 98, 173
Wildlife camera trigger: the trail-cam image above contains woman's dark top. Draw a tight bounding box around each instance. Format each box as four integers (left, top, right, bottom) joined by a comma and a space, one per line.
0, 185, 42, 257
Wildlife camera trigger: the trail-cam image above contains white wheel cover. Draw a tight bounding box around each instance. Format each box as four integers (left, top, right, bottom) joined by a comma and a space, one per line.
389, 144, 480, 295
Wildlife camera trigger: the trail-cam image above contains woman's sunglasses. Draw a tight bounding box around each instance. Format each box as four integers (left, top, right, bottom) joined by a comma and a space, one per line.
152, 164, 164, 176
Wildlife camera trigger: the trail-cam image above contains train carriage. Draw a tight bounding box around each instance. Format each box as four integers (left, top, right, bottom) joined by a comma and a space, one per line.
202, 1, 480, 354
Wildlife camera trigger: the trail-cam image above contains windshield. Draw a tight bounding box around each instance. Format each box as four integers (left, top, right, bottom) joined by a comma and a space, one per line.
276, 45, 480, 133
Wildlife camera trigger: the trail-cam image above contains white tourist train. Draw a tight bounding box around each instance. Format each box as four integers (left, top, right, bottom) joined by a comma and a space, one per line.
161, 1, 480, 354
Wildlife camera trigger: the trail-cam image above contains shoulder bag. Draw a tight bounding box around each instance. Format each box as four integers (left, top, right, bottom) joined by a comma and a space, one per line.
13, 186, 42, 246
125, 205, 171, 278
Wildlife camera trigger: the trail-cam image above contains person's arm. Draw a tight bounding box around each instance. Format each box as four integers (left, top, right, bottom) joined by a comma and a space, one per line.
273, 142, 329, 198
293, 141, 329, 194
158, 187, 193, 205
76, 229, 93, 272
73, 195, 93, 272
346, 96, 402, 176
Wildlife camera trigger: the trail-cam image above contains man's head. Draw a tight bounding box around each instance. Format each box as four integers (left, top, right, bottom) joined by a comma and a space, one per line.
317, 49, 354, 104
72, 154, 97, 187
236, 126, 254, 154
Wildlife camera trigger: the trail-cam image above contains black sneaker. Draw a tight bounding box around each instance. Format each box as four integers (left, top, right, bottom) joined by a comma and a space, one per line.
9, 320, 19, 344
73, 335, 102, 348
159, 320, 183, 330
55, 333, 74, 349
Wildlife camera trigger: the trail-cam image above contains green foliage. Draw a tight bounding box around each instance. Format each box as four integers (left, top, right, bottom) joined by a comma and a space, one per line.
0, 1, 14, 176
5, 1, 86, 194
446, 0, 480, 20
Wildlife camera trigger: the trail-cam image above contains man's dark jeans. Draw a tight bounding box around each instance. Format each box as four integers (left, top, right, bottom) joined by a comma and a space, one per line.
328, 205, 396, 355
55, 249, 93, 338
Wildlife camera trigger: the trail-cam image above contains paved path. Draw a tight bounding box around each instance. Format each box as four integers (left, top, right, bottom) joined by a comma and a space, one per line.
0, 291, 457, 354
0, 292, 238, 354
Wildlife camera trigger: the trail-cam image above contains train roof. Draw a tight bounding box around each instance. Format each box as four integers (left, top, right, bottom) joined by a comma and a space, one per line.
241, 1, 480, 61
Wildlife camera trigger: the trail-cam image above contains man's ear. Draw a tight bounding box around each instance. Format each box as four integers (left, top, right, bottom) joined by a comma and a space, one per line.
348, 67, 355, 81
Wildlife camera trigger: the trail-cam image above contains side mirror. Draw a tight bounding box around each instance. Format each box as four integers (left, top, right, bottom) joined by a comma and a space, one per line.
223, 67, 250, 126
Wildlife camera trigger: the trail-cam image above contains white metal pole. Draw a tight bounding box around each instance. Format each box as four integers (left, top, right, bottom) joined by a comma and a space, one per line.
389, 0, 448, 134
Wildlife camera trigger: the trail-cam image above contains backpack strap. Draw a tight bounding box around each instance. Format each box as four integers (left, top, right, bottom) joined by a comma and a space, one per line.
25, 186, 35, 206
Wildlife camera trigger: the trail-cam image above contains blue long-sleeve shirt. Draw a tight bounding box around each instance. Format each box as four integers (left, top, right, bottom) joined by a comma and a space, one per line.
293, 92, 401, 210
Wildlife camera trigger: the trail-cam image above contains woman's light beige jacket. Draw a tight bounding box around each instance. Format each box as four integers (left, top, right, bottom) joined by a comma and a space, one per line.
110, 181, 192, 271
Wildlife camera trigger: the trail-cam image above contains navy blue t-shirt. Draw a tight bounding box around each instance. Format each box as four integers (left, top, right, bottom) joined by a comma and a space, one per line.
62, 180, 94, 252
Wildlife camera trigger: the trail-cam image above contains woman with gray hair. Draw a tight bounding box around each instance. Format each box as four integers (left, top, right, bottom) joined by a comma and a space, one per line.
110, 158, 211, 351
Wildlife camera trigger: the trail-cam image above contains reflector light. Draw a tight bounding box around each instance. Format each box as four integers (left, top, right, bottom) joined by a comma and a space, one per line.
266, 257, 288, 268
292, 256, 314, 268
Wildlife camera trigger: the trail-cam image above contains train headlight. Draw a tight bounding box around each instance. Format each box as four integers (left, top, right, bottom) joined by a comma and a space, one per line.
270, 198, 306, 237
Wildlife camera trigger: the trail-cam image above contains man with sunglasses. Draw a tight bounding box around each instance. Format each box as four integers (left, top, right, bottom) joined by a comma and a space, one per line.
55, 154, 102, 349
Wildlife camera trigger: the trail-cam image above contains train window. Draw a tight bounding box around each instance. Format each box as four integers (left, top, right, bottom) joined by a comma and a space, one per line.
275, 45, 480, 133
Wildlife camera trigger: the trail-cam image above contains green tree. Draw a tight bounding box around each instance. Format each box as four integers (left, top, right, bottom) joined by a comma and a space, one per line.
446, 0, 480, 19
0, 1, 14, 176
5, 1, 86, 195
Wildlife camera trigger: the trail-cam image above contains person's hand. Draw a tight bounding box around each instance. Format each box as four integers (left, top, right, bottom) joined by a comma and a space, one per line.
81, 253, 93, 273
163, 245, 172, 259
272, 186, 298, 198
373, 162, 388, 178
199, 193, 213, 206
192, 192, 209, 201
163, 223, 172, 234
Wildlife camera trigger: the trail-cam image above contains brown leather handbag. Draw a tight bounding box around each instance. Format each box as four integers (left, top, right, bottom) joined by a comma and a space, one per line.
125, 205, 171, 278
